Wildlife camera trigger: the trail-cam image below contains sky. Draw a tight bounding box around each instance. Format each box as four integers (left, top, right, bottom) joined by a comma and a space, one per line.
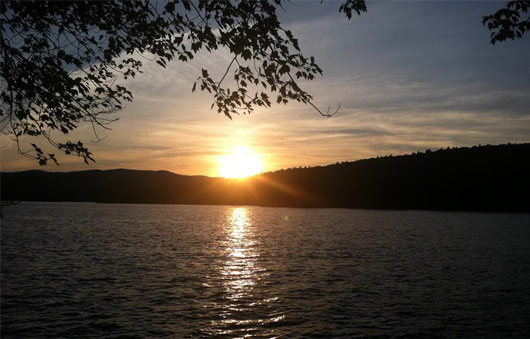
1, 1, 529, 177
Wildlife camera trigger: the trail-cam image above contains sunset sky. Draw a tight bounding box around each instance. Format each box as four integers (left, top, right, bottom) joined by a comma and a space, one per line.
1, 1, 529, 177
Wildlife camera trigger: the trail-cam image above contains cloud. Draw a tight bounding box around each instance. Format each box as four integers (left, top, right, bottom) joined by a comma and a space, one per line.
2, 1, 529, 176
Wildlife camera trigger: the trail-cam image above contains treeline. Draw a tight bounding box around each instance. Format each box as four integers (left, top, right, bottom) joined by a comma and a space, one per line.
2, 143, 529, 212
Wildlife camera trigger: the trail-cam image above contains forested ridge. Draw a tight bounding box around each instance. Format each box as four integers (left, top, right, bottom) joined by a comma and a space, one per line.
2, 143, 529, 212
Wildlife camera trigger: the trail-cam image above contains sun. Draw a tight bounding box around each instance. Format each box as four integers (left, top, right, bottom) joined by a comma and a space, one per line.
218, 146, 264, 179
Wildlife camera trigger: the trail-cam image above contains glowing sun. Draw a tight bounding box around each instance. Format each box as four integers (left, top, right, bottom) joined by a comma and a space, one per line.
218, 146, 264, 178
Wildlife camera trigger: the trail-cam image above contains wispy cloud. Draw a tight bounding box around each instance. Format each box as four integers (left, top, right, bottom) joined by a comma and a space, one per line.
2, 1, 529, 176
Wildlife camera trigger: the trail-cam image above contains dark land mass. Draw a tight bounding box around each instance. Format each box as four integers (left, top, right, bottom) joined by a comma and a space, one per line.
2, 143, 529, 212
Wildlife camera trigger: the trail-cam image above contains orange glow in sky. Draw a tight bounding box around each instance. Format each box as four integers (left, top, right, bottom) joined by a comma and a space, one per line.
218, 146, 264, 178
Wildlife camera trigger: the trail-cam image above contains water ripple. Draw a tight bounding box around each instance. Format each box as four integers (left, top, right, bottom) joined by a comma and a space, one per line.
2, 203, 530, 337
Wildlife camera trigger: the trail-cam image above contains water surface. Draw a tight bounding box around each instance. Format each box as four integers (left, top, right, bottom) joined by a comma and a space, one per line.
2, 202, 530, 337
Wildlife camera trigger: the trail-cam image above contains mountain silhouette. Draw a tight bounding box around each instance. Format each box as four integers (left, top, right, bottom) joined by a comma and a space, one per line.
2, 143, 529, 212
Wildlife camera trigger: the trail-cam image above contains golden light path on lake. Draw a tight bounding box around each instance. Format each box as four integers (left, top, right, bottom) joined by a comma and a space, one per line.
223, 208, 258, 298
209, 207, 283, 336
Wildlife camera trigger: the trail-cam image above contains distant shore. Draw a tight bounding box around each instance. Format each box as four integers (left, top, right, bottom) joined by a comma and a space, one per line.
2, 143, 529, 212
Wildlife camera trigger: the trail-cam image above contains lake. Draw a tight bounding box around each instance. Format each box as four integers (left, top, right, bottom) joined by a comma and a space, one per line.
2, 202, 530, 338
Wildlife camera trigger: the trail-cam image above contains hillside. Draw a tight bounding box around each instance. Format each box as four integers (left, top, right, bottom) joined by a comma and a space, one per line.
2, 143, 529, 212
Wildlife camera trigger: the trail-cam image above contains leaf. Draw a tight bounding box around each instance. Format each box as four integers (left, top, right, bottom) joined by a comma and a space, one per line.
279, 64, 290, 74
165, 1, 175, 12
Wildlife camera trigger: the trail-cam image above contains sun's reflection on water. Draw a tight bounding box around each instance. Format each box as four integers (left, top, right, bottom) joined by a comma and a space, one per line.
221, 208, 258, 299
206, 207, 283, 336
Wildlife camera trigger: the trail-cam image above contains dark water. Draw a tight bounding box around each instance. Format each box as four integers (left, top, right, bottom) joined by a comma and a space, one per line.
1, 202, 530, 338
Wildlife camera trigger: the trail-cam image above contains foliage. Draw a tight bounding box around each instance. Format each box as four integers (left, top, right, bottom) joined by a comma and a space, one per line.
483, 0, 530, 44
1, 1, 527, 166
0, 0, 366, 165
